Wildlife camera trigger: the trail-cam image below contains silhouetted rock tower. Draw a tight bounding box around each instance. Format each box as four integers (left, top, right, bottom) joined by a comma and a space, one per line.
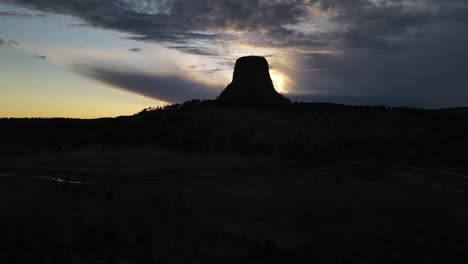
216, 56, 290, 106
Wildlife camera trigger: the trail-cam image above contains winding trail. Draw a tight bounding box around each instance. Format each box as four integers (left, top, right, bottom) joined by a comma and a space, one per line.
0, 162, 467, 185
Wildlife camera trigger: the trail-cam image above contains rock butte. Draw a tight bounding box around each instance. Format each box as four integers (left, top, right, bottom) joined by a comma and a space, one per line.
216, 56, 290, 106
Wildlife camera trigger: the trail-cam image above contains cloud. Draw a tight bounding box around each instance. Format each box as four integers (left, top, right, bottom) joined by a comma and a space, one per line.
0, 10, 36, 18
0, 38, 20, 47
296, 21, 468, 108
168, 45, 220, 56
5, 0, 467, 52
67, 23, 89, 29
4, 0, 468, 107
6, 0, 467, 53
7, 39, 19, 46
2, 0, 310, 47
128, 48, 141, 52
202, 68, 222, 74
5, 0, 467, 48
74, 65, 219, 103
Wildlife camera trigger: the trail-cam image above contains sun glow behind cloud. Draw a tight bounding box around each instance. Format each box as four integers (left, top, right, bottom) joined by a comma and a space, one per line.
270, 70, 290, 94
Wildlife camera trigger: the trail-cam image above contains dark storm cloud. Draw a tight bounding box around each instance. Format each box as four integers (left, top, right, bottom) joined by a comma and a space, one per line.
75, 65, 218, 103
4, 0, 467, 50
293, 0, 468, 108
7, 0, 467, 48
2, 0, 310, 46
5, 0, 467, 52
314, 0, 468, 51
296, 12, 468, 108
5, 0, 468, 107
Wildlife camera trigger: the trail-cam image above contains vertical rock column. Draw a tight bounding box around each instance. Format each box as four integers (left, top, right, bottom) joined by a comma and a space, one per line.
216, 56, 290, 106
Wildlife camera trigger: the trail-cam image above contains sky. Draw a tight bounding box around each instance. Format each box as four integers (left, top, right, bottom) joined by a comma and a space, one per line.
1, 0, 468, 118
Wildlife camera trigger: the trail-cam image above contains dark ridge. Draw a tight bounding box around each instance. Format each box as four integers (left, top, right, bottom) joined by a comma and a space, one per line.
216, 56, 290, 107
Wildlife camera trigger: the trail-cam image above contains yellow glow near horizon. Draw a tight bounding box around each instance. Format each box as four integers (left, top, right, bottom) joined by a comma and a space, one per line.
0, 92, 162, 119
0, 73, 163, 119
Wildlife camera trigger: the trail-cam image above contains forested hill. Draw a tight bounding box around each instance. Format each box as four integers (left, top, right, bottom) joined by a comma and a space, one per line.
1, 100, 468, 167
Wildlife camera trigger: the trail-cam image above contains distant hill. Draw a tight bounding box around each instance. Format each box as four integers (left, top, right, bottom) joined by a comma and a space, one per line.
1, 100, 468, 168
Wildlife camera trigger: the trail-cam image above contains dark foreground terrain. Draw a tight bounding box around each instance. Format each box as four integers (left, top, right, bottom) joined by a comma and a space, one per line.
1, 101, 468, 263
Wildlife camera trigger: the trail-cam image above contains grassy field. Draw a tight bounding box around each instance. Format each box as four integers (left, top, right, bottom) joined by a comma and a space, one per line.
1, 147, 468, 263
